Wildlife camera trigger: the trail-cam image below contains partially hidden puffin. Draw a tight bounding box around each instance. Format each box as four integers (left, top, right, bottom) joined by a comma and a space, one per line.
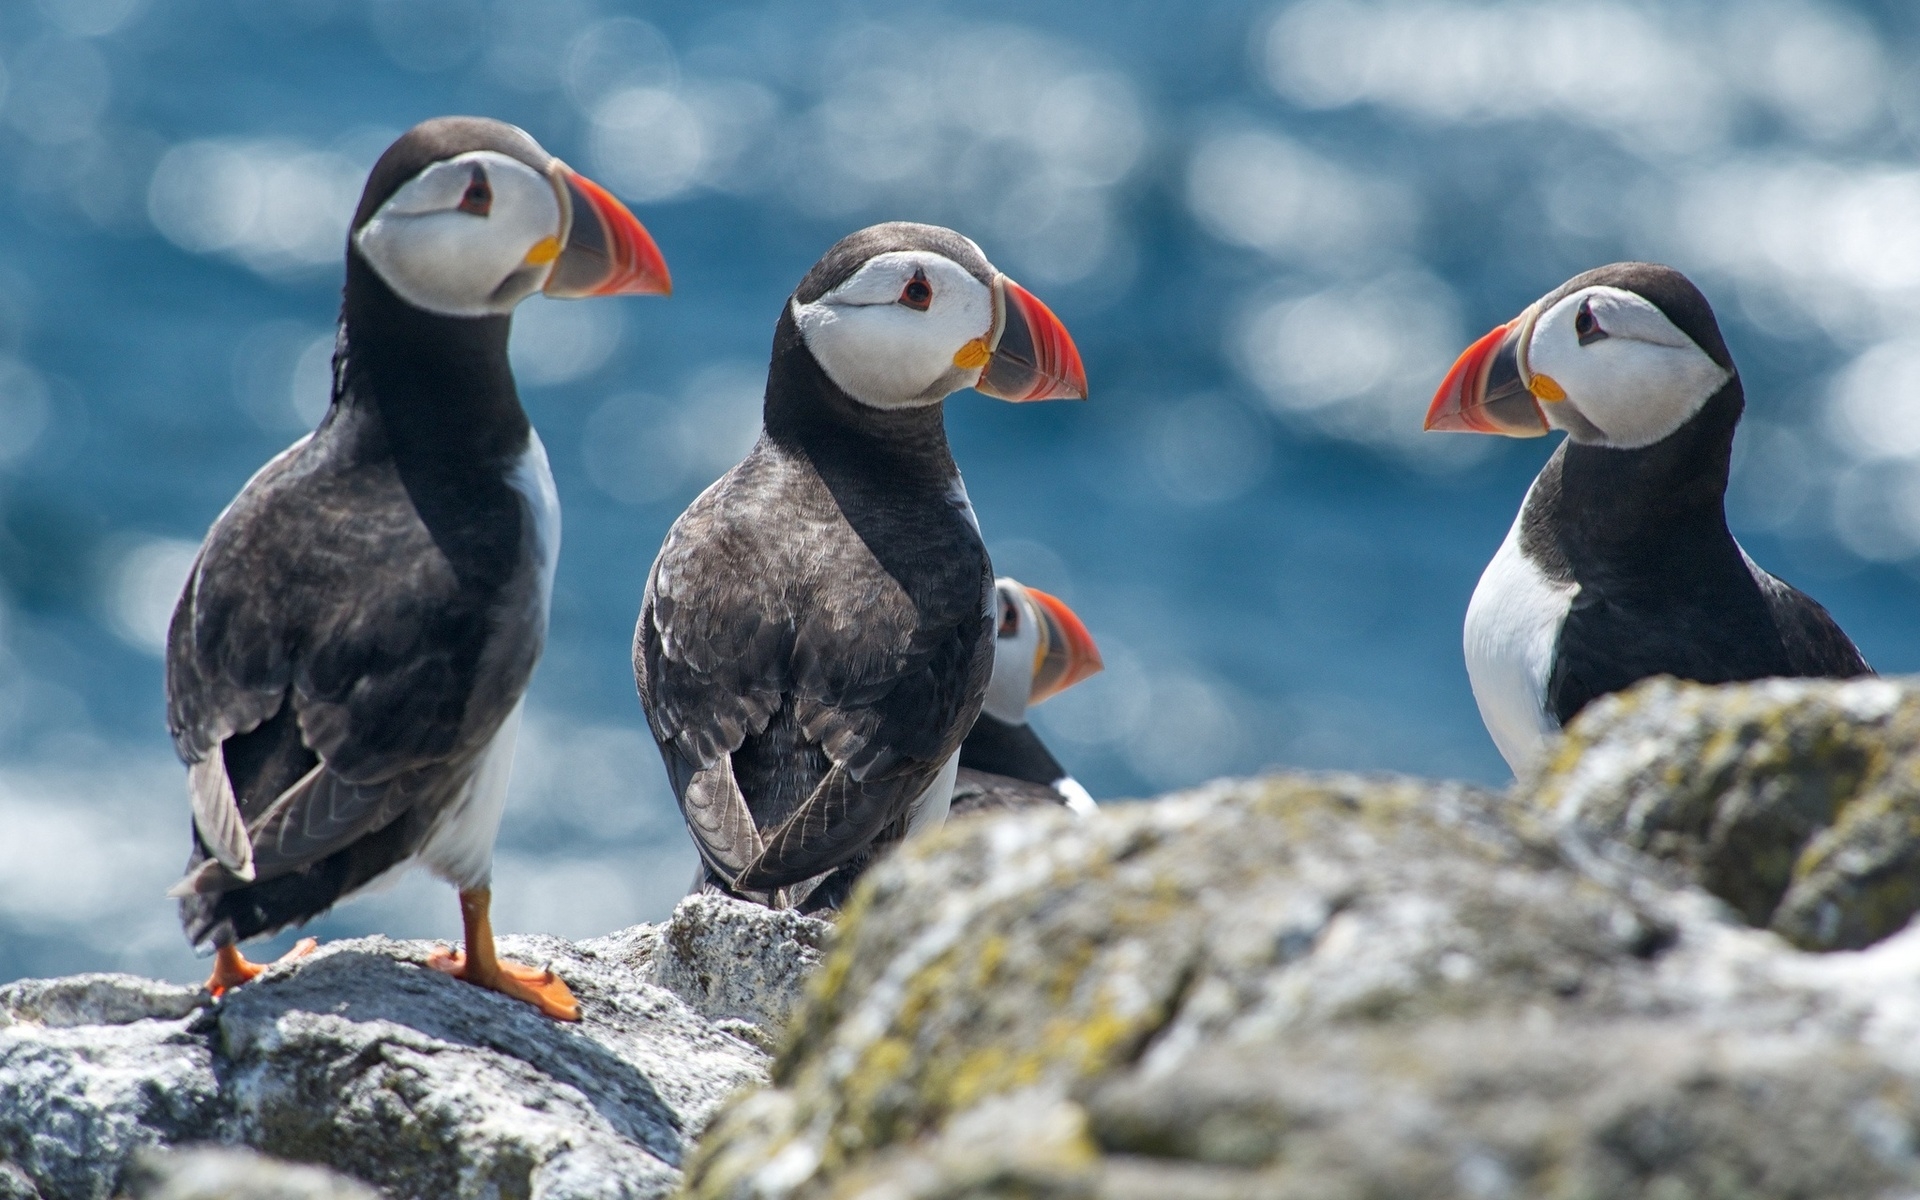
166, 117, 670, 1018
635, 222, 1087, 912
950, 577, 1103, 818
1426, 261, 1869, 774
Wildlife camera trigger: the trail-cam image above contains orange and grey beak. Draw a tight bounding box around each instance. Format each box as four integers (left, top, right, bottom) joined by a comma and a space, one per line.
972, 276, 1088, 402
543, 164, 672, 299
1025, 585, 1103, 705
1424, 309, 1550, 438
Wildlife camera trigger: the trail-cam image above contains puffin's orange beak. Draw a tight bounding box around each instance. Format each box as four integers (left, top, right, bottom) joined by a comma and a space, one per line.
1424, 313, 1549, 437
1025, 586, 1103, 705
543, 164, 672, 299
974, 277, 1088, 402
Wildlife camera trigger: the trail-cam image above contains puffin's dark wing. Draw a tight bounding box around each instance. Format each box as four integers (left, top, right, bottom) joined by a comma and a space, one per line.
949, 767, 1069, 818
1547, 554, 1873, 725
636, 460, 991, 891
959, 714, 1066, 786
168, 438, 536, 889
1751, 565, 1873, 678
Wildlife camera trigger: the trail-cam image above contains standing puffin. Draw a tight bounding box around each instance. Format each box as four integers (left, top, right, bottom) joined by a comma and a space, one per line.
166, 117, 670, 1018
949, 577, 1103, 817
635, 222, 1087, 911
1426, 262, 1869, 773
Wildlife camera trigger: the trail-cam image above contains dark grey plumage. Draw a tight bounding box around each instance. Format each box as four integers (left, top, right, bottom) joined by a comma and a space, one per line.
635, 226, 998, 907
167, 119, 557, 949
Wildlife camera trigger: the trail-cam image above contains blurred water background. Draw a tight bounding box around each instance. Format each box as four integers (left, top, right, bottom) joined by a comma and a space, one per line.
3, 0, 1919, 982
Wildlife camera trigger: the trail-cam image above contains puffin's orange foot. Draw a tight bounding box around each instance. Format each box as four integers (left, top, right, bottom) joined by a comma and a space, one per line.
428, 949, 581, 1021
205, 937, 317, 998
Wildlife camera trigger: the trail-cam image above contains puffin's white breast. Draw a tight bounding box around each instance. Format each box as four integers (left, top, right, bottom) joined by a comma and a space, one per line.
1464, 508, 1576, 776
509, 430, 562, 617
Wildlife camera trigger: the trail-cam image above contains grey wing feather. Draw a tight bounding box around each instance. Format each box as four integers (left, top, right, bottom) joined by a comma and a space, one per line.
680, 755, 766, 879
738, 762, 931, 891
186, 755, 255, 880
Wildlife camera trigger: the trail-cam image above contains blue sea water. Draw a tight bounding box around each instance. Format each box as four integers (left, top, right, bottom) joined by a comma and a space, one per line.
3, 0, 1919, 982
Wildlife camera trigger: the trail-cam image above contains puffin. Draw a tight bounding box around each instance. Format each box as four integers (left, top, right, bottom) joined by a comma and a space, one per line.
635, 222, 1087, 912
949, 577, 1104, 818
1425, 261, 1870, 774
165, 117, 670, 1019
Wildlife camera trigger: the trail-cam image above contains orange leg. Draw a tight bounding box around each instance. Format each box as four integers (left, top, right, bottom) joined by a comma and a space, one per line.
427, 887, 579, 1021
204, 937, 317, 997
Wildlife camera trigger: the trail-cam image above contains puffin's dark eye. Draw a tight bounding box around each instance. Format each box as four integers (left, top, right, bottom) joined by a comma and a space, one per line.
899, 269, 933, 312
458, 166, 492, 217
1574, 299, 1606, 346
997, 595, 1019, 637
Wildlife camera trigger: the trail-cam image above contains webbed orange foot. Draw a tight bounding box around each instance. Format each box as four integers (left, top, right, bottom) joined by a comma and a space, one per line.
205, 937, 317, 997
428, 886, 581, 1020
428, 948, 581, 1021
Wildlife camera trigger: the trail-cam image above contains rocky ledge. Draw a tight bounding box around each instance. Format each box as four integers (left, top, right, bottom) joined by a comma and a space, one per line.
0, 896, 826, 1200
10, 675, 1920, 1200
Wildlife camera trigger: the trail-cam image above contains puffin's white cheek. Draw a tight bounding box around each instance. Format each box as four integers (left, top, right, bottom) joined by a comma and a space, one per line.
983, 624, 1039, 723
1551, 341, 1730, 449
802, 308, 965, 408
355, 199, 561, 318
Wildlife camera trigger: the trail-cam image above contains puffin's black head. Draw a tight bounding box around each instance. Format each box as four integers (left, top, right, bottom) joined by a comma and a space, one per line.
1426, 262, 1735, 449
788, 221, 1087, 409
350, 116, 670, 319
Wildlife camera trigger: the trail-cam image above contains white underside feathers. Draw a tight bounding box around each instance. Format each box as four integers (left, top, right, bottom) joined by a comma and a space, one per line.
1054, 775, 1098, 817
905, 750, 962, 839
1464, 507, 1575, 776
419, 698, 525, 890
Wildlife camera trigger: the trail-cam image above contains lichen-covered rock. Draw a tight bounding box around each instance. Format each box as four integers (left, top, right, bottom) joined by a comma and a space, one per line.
120, 1147, 377, 1200
1535, 674, 1920, 950
683, 772, 1920, 1200
0, 896, 816, 1200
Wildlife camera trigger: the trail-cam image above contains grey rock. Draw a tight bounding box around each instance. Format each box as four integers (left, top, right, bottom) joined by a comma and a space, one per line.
0, 1163, 42, 1200
0, 896, 817, 1200
0, 975, 205, 1030
218, 934, 761, 1199
121, 1147, 377, 1200
645, 893, 829, 1037
0, 1013, 224, 1200
684, 765, 1920, 1200
1535, 675, 1920, 949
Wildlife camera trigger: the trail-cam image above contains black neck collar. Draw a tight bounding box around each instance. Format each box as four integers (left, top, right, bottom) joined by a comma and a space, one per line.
761, 305, 958, 487
334, 252, 531, 470
1524, 379, 1745, 578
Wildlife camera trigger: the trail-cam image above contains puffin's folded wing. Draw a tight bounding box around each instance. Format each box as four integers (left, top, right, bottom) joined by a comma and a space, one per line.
170, 761, 418, 896
737, 761, 935, 890
168, 443, 538, 888
636, 483, 992, 891
1754, 567, 1874, 678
